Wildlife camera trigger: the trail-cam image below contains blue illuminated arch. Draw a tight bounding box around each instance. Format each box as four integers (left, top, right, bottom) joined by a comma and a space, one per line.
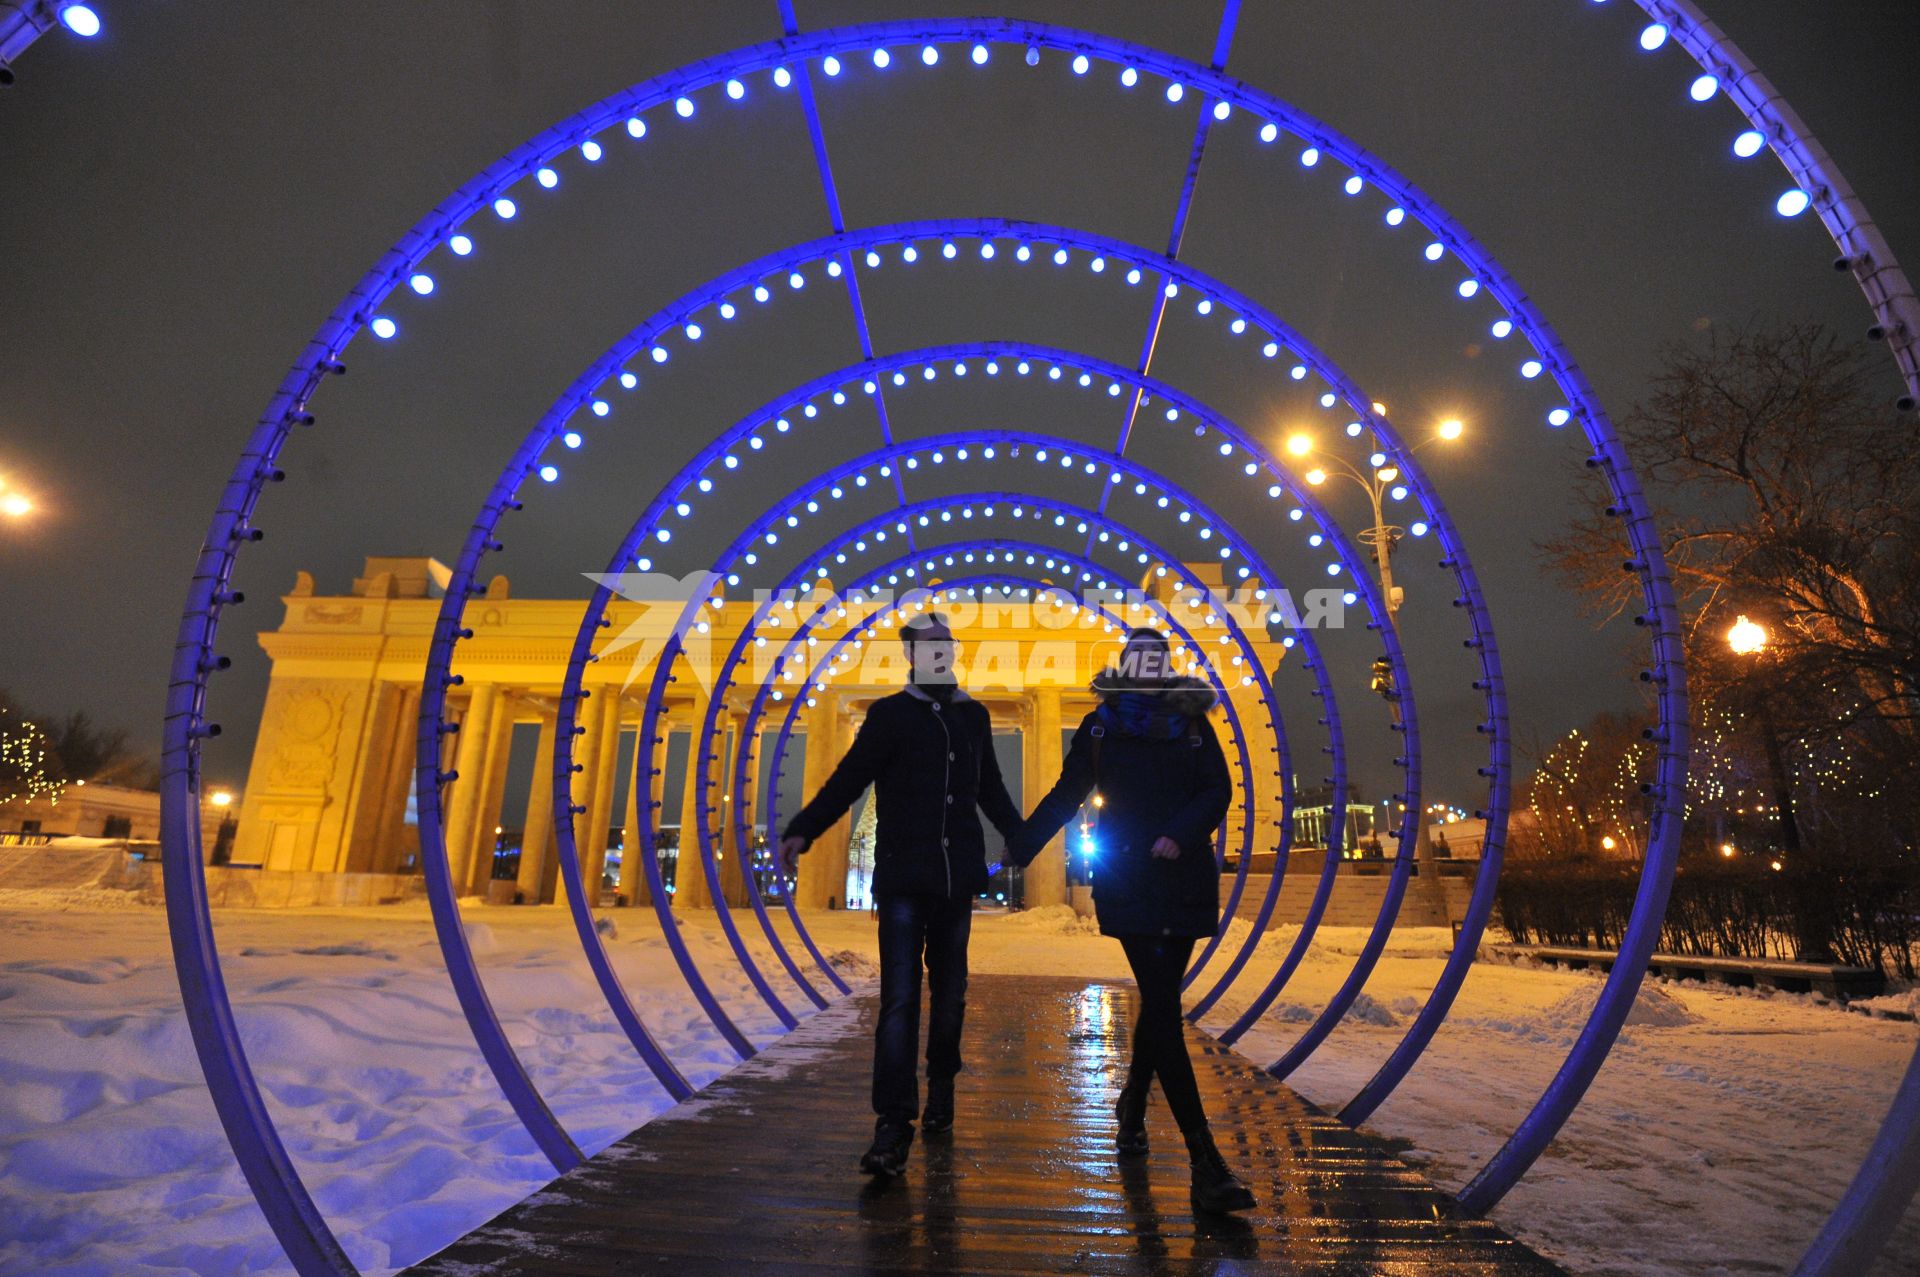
152, 11, 1920, 1275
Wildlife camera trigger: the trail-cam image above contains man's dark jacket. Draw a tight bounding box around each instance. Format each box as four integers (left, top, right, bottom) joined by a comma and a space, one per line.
783, 685, 1022, 899
1009, 674, 1231, 937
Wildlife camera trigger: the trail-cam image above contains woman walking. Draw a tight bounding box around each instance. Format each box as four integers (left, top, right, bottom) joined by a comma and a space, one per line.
1008, 626, 1256, 1214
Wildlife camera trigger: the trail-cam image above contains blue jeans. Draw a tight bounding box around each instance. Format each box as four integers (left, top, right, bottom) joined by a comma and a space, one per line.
873, 891, 972, 1124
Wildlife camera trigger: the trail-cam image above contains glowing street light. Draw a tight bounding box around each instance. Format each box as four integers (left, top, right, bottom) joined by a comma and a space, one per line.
1720, 842, 1736, 858
1438, 417, 1465, 441
1601, 834, 1617, 851
209, 790, 234, 808
1304, 467, 1328, 486
1726, 614, 1768, 656
0, 493, 30, 519
1285, 432, 1314, 457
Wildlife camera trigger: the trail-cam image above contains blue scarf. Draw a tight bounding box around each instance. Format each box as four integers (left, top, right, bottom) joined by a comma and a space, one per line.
1102, 691, 1192, 740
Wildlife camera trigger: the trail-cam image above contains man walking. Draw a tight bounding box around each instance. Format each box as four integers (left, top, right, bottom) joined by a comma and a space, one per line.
778, 612, 1021, 1176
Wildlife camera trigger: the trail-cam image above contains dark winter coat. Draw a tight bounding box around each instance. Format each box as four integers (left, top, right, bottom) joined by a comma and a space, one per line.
1008, 674, 1231, 938
782, 685, 1022, 899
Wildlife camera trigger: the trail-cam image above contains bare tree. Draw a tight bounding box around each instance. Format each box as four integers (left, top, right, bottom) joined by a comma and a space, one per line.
1543, 322, 1919, 746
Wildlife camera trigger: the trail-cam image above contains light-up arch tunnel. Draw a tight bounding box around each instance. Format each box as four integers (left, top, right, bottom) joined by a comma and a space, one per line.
139, 12, 1917, 1277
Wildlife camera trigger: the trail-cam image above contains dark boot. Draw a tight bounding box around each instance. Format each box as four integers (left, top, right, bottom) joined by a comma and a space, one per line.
859, 1119, 914, 1176
921, 1077, 955, 1135
1115, 1079, 1149, 1156
1184, 1124, 1255, 1214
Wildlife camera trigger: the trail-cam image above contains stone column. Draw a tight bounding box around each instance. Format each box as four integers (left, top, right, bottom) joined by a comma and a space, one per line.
674, 710, 715, 910
443, 682, 499, 893
718, 712, 753, 907
467, 694, 516, 896
581, 690, 623, 906
619, 726, 662, 907
1024, 685, 1069, 907
371, 684, 420, 873
795, 699, 850, 908
548, 690, 610, 906
514, 710, 558, 903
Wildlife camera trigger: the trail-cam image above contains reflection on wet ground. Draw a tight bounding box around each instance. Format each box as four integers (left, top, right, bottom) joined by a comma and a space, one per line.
408, 976, 1565, 1275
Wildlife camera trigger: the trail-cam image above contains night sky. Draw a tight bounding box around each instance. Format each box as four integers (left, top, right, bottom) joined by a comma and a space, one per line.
2, 0, 1916, 810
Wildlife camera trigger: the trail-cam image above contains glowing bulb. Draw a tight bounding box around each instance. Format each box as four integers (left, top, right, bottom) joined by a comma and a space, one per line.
369, 316, 397, 339
409, 273, 434, 295
872, 48, 891, 69
448, 235, 473, 256
1424, 242, 1444, 262
726, 78, 745, 99
59, 5, 100, 37
1213, 100, 1230, 120
1166, 82, 1185, 103
1438, 418, 1464, 440
1260, 122, 1278, 143
536, 167, 558, 188
1121, 66, 1137, 87
1727, 614, 1768, 655
563, 432, 582, 449
1299, 146, 1320, 167
627, 117, 647, 138
493, 197, 517, 219
1285, 433, 1313, 457
1733, 129, 1765, 158
675, 96, 695, 116
1689, 74, 1718, 102
1547, 407, 1572, 427
922, 45, 939, 66
1072, 54, 1089, 75
1639, 23, 1669, 50
822, 55, 841, 77
1491, 319, 1514, 339
1344, 175, 1363, 195
539, 465, 559, 482
971, 43, 989, 65
1305, 468, 1327, 486
1776, 188, 1811, 217
1521, 359, 1544, 379
773, 67, 792, 88
1458, 279, 1480, 298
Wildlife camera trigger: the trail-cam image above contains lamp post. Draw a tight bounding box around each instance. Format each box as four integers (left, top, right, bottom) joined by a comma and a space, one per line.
1726, 614, 1822, 957
0, 474, 34, 522
1286, 416, 1464, 895
1725, 615, 1802, 856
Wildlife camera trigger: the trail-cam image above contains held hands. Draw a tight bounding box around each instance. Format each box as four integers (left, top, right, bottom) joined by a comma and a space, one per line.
778, 834, 809, 875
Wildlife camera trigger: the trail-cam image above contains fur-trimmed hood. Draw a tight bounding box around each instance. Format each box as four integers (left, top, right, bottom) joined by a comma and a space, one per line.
1088, 669, 1217, 716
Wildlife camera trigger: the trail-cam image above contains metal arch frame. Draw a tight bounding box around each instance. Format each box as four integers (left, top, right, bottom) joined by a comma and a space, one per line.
642, 425, 1400, 1064
695, 513, 1276, 968
1625, 0, 1919, 409
0, 1, 64, 82
717, 533, 1267, 927
751, 565, 1260, 887
589, 430, 1358, 1048
511, 323, 1397, 1037
156, 20, 1709, 1276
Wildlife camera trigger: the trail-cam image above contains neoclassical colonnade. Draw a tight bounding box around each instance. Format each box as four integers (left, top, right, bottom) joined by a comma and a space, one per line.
230, 553, 1282, 911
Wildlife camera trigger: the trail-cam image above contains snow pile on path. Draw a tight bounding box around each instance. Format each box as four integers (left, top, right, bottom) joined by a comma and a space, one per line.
997, 904, 1100, 936
1540, 975, 1701, 1031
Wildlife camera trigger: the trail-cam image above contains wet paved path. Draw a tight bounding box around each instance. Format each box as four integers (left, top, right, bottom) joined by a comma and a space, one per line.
407, 975, 1566, 1275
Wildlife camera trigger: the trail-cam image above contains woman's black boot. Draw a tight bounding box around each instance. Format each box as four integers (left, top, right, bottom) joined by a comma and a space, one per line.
1183, 1124, 1256, 1214
1115, 1079, 1150, 1157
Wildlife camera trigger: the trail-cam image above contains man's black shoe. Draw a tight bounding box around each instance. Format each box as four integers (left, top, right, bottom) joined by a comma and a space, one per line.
860, 1120, 914, 1176
921, 1078, 955, 1134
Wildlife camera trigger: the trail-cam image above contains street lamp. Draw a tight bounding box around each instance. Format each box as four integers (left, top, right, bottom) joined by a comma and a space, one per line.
1283, 416, 1465, 624
0, 475, 33, 520
1284, 415, 1466, 889
1726, 611, 1803, 869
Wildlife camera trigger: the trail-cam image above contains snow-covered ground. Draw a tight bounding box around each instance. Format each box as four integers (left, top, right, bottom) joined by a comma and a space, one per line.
1, 896, 1915, 1276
